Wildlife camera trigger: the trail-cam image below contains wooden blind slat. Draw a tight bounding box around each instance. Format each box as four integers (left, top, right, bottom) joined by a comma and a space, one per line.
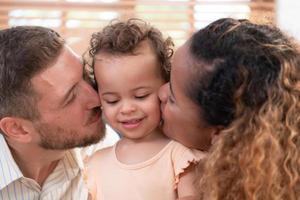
0, 0, 274, 54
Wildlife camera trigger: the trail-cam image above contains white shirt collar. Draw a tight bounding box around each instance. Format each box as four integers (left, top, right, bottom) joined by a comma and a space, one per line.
0, 134, 84, 189
0, 134, 23, 190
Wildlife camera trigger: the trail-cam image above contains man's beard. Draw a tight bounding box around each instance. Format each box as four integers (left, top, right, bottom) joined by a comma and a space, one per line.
35, 122, 105, 150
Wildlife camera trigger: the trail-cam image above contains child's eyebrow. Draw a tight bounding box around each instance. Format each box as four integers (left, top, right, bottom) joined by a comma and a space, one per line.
132, 86, 151, 91
101, 92, 118, 96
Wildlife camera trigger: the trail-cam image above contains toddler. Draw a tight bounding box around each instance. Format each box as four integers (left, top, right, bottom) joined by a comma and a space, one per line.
85, 19, 206, 200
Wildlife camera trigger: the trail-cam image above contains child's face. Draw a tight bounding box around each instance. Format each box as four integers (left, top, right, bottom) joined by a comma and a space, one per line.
94, 42, 165, 140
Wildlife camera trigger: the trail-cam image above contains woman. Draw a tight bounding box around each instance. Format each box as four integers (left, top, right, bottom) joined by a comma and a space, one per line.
159, 18, 300, 199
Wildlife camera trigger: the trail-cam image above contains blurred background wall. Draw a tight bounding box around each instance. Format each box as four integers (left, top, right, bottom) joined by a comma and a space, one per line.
277, 0, 300, 41
0, 0, 277, 54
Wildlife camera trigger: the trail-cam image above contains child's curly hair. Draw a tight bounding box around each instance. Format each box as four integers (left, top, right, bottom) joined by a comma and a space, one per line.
86, 18, 174, 83
186, 18, 300, 199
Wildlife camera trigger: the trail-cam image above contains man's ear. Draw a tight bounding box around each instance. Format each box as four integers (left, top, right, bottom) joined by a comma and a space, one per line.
0, 117, 33, 143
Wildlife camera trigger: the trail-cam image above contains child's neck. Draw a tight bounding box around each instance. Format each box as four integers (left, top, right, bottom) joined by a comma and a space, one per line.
121, 128, 168, 144
115, 128, 170, 165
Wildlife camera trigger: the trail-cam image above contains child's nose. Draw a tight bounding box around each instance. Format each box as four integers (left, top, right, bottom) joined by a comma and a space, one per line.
120, 101, 136, 115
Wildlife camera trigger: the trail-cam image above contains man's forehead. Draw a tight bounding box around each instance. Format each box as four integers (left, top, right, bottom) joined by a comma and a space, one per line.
30, 47, 82, 99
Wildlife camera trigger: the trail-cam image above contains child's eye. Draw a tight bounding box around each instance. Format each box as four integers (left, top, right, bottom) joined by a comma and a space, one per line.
135, 94, 149, 99
105, 100, 119, 104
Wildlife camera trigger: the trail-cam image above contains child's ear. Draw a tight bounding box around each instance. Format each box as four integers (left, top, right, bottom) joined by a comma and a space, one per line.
0, 117, 33, 143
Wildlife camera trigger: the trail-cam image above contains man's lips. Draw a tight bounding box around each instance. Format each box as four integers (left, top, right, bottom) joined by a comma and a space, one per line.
86, 109, 102, 125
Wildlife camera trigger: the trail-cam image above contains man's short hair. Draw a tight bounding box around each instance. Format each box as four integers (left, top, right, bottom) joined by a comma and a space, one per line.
0, 26, 65, 120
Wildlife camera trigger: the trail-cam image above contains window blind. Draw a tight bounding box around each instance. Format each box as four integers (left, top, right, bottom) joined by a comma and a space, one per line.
0, 0, 274, 54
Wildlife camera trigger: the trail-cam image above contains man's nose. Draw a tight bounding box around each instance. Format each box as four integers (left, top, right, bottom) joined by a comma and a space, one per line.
81, 80, 101, 109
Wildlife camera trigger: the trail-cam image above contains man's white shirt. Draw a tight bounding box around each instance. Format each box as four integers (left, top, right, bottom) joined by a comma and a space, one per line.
0, 125, 119, 200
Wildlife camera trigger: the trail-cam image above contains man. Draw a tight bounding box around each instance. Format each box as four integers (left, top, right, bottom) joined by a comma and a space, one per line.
0, 26, 106, 199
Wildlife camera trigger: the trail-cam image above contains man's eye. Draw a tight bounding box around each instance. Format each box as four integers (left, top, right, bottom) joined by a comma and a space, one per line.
66, 93, 76, 105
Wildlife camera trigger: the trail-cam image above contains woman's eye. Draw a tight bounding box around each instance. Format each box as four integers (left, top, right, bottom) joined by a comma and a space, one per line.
168, 95, 175, 103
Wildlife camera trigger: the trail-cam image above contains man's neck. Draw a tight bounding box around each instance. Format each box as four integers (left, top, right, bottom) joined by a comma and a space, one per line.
7, 140, 65, 187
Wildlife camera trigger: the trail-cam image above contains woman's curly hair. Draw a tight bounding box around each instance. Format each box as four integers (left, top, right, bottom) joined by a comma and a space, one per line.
186, 18, 300, 199
85, 18, 174, 83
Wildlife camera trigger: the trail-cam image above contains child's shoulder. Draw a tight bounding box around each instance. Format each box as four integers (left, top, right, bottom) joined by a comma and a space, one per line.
169, 140, 207, 159
169, 140, 194, 152
86, 145, 114, 167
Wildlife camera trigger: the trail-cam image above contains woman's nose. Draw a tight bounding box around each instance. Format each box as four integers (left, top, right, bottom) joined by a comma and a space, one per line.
158, 83, 169, 103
